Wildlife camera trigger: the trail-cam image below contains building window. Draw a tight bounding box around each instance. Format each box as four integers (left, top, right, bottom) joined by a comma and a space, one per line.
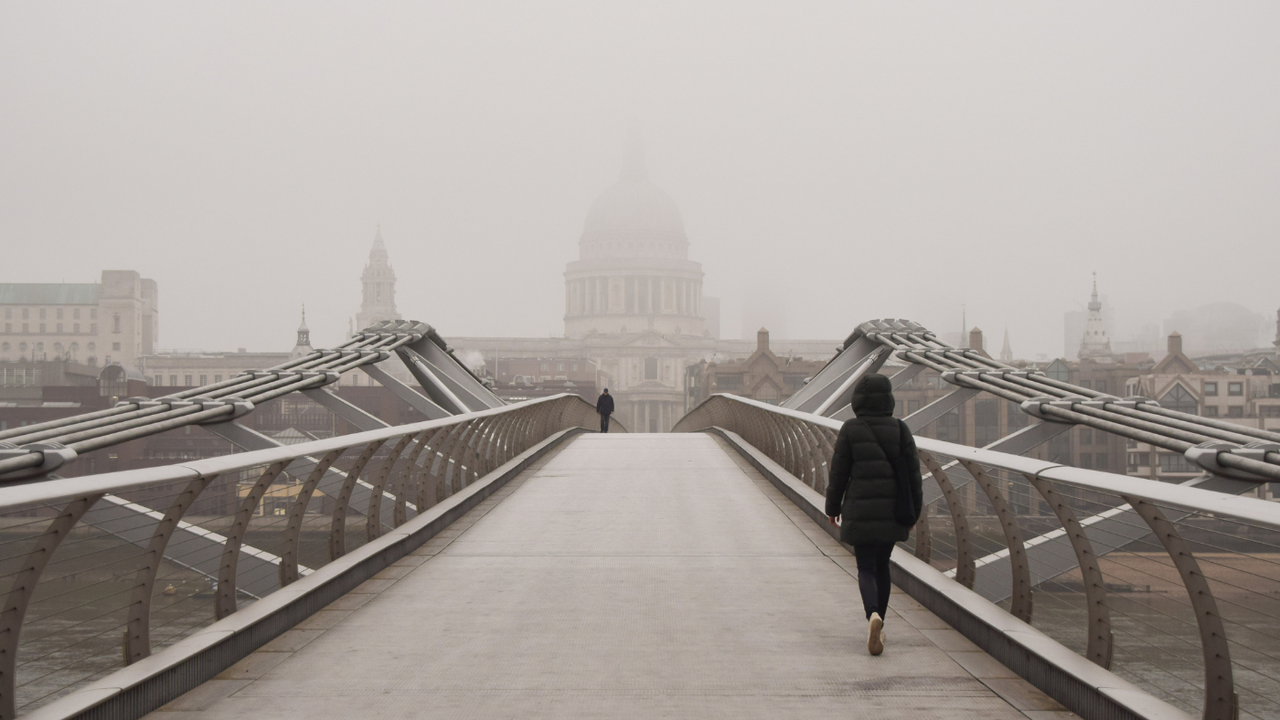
3, 323, 8, 334
112, 342, 121, 351
1079, 380, 1091, 390
39, 308, 46, 319
1203, 406, 1219, 417
56, 308, 63, 320
22, 308, 29, 319
1228, 382, 1243, 396
73, 308, 80, 319
936, 408, 962, 443
154, 375, 162, 386
73, 323, 79, 333
645, 358, 658, 380
1227, 406, 1244, 418
557, 364, 564, 372
1158, 453, 1195, 473
113, 314, 121, 333
214, 375, 222, 383
1095, 380, 1107, 394
1261, 406, 1280, 418
1095, 452, 1108, 468
1204, 381, 1218, 396
90, 309, 97, 320
1079, 427, 1093, 444
39, 323, 46, 333
717, 374, 742, 391
975, 400, 999, 446
184, 375, 192, 386
571, 364, 578, 371
541, 363, 548, 371
1128, 452, 1150, 467
1079, 453, 1092, 469
1159, 384, 1198, 415
22, 323, 28, 333
170, 375, 177, 386
87, 342, 95, 352
56, 323, 62, 333
199, 375, 207, 386
3, 309, 8, 319
909, 399, 922, 415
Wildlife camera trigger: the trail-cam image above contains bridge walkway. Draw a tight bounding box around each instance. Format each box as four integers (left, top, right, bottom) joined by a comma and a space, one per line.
142, 434, 1075, 720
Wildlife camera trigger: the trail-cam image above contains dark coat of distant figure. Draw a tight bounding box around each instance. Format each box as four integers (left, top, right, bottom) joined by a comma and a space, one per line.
824, 374, 924, 546
595, 390, 615, 433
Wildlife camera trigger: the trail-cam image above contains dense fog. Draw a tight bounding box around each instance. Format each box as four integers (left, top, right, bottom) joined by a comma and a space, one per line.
2, 3, 1277, 358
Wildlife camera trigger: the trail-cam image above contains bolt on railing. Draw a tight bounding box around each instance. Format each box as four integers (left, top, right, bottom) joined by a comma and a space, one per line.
0, 394, 615, 718
676, 394, 1280, 720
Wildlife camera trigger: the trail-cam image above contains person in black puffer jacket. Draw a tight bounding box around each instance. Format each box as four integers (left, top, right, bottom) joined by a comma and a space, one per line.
825, 373, 923, 656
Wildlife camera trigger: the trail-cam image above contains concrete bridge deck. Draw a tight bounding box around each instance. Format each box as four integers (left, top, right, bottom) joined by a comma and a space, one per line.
143, 434, 1076, 720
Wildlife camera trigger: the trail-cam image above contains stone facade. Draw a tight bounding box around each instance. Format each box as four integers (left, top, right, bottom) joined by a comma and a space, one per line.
449, 146, 839, 432
685, 329, 826, 409
0, 270, 158, 371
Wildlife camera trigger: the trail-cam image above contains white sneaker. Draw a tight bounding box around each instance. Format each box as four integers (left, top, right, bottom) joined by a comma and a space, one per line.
868, 613, 884, 656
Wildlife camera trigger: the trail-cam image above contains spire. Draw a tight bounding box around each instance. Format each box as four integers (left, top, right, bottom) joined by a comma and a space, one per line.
369, 223, 389, 264
292, 304, 312, 358
1000, 327, 1013, 363
620, 127, 648, 182
960, 305, 967, 348
1088, 271, 1101, 312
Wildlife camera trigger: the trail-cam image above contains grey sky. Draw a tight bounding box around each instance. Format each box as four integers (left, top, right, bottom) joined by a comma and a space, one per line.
2, 3, 1277, 358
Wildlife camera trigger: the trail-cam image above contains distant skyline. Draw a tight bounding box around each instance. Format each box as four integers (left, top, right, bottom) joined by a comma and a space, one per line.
3, 3, 1277, 359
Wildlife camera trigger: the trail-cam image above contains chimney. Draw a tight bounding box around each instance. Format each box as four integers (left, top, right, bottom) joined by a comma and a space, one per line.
968, 327, 984, 354
1167, 332, 1182, 356
757, 327, 770, 353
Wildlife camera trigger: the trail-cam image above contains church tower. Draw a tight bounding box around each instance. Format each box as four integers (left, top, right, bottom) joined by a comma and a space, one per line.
290, 305, 313, 359
1078, 273, 1114, 360
356, 225, 401, 331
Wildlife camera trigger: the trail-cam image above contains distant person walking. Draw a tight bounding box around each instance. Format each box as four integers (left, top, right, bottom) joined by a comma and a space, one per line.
596, 388, 615, 433
825, 373, 923, 656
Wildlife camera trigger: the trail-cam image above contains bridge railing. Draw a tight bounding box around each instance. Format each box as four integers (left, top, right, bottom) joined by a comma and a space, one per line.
676, 394, 1280, 720
0, 393, 613, 719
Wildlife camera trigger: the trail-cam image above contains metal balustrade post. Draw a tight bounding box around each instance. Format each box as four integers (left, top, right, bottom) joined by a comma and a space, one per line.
217, 461, 289, 619
426, 423, 468, 505
957, 459, 1032, 622
125, 475, 215, 664
1126, 498, 1236, 720
280, 449, 342, 587
393, 432, 432, 527
913, 510, 932, 562
330, 441, 386, 562
366, 434, 416, 542
919, 450, 975, 588
0, 493, 103, 720
415, 427, 452, 513
1025, 472, 1113, 668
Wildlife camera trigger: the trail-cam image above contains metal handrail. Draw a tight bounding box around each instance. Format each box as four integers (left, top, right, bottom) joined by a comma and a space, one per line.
676, 393, 1278, 720
0, 393, 620, 719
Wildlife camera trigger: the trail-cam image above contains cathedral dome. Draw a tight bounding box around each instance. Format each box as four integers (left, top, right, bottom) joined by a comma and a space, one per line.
582, 177, 687, 242
578, 139, 688, 260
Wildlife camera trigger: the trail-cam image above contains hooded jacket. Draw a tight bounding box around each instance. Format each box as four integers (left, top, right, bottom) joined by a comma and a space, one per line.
596, 392, 614, 415
824, 373, 924, 545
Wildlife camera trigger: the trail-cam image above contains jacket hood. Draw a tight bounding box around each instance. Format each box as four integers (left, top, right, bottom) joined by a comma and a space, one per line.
851, 373, 895, 417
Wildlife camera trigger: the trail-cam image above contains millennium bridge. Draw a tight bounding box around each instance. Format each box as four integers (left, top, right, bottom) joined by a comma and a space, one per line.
1, 319, 1278, 720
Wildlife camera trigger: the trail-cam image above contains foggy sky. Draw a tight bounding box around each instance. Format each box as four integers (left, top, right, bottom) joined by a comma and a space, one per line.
2, 3, 1278, 359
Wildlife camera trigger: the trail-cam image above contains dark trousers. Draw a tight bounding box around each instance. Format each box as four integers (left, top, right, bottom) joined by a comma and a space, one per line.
853, 542, 895, 620
599, 413, 610, 433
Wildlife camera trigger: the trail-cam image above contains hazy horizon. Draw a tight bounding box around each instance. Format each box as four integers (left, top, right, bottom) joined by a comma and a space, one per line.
3, 3, 1278, 359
